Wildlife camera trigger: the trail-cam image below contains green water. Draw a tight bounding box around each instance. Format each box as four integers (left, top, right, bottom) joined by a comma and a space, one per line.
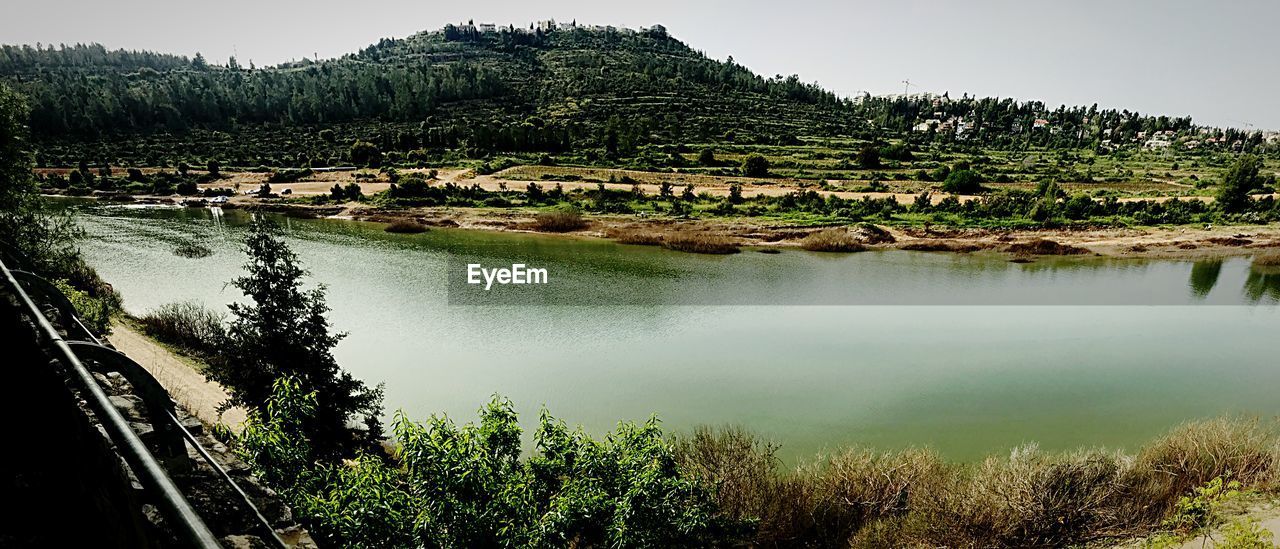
72, 204, 1280, 462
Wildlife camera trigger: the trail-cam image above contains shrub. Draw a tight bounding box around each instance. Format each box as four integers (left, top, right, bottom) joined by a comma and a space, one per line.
53, 278, 114, 335
662, 232, 740, 254
942, 169, 983, 194
742, 153, 770, 178
384, 220, 427, 233
605, 227, 664, 246
236, 387, 746, 548
531, 210, 588, 232
137, 300, 225, 356
800, 229, 867, 252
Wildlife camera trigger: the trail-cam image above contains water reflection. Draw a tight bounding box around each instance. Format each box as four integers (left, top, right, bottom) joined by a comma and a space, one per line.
1188, 260, 1223, 298
1244, 261, 1280, 303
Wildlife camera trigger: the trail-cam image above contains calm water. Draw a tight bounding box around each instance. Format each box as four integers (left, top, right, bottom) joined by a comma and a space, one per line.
72, 203, 1280, 462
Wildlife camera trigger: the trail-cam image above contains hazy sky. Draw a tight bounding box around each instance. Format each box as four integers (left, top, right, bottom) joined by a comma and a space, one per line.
4, 0, 1277, 129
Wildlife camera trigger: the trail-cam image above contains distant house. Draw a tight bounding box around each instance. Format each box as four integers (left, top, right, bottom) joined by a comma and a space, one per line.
913, 119, 940, 132
478, 23, 497, 33
537, 20, 556, 31
1032, 119, 1050, 130
1145, 138, 1172, 149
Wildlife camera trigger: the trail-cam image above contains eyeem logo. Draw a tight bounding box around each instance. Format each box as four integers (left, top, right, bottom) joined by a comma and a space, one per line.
467, 263, 549, 290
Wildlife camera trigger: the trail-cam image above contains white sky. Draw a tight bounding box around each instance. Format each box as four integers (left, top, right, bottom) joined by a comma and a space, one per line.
3, 0, 1276, 129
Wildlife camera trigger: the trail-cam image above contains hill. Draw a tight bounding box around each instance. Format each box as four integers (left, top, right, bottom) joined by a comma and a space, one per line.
1, 23, 1269, 168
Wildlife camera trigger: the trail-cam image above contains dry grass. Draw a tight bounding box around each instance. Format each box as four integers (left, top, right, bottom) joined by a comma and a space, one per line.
531, 210, 589, 233
384, 220, 427, 234
1253, 252, 1280, 268
662, 232, 740, 254
1007, 239, 1091, 256
800, 229, 867, 253
675, 418, 1280, 548
604, 227, 665, 246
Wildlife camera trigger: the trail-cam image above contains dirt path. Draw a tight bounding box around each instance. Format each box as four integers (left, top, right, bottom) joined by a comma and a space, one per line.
107, 322, 246, 429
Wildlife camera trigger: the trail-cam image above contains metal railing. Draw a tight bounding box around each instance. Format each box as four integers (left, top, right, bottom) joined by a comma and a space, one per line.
1, 255, 291, 549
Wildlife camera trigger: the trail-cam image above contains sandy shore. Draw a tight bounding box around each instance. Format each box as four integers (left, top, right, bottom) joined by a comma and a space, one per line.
107, 321, 246, 429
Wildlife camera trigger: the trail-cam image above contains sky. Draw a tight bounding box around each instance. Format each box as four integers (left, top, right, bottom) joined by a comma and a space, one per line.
3, 0, 1277, 129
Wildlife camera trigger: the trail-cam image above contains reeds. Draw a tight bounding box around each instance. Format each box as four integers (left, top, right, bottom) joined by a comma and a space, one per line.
800, 229, 866, 252
675, 417, 1280, 548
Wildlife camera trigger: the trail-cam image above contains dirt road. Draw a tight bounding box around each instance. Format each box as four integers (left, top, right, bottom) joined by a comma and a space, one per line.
107, 322, 247, 429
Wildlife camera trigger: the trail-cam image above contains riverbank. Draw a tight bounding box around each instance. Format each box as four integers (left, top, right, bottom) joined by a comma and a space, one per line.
79, 193, 1280, 262
106, 320, 246, 428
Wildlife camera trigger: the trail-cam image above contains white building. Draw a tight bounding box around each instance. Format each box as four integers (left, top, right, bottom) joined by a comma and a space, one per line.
478, 23, 497, 33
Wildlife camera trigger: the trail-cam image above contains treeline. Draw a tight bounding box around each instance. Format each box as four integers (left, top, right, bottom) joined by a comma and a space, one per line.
0, 43, 194, 74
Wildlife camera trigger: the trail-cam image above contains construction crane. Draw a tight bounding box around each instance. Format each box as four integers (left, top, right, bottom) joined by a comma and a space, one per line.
902, 79, 913, 95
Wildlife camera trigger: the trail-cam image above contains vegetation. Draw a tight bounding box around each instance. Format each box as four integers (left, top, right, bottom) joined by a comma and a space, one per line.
383, 220, 427, 234
235, 380, 743, 548
205, 219, 383, 457
661, 232, 740, 254
531, 209, 588, 232
799, 229, 866, 252
136, 300, 225, 357
0, 81, 119, 330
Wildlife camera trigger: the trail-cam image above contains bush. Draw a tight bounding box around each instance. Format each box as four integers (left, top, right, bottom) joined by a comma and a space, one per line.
662, 232, 740, 254
531, 210, 588, 232
942, 169, 983, 194
384, 220, 427, 233
137, 300, 225, 356
742, 153, 770, 178
605, 227, 664, 246
800, 229, 867, 252
236, 386, 746, 548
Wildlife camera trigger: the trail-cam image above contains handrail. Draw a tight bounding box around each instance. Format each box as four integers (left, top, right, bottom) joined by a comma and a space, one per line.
0, 258, 224, 549
7, 263, 291, 548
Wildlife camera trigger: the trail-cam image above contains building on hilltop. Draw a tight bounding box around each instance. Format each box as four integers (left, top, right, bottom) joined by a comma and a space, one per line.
478, 23, 497, 33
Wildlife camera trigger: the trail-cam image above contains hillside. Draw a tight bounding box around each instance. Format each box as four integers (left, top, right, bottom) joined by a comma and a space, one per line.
2, 23, 1271, 168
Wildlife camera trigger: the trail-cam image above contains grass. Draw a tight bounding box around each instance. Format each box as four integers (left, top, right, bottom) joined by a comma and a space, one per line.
604, 227, 665, 246
531, 210, 589, 232
136, 300, 225, 357
661, 232, 740, 254
673, 417, 1280, 548
799, 229, 866, 252
384, 220, 427, 233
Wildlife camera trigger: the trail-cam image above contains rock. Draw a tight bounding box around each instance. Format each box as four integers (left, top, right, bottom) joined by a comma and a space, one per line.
108, 395, 146, 422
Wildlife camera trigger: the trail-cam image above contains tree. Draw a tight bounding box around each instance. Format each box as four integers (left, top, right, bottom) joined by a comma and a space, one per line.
349, 141, 381, 167
1216, 155, 1263, 213
942, 169, 982, 194
728, 183, 744, 204
857, 146, 881, 169
698, 147, 716, 166
208, 219, 384, 457
742, 153, 770, 178
206, 159, 220, 177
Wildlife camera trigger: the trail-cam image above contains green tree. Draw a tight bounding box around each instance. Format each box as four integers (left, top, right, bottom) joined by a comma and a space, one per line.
698, 147, 716, 166
942, 169, 982, 194
349, 141, 382, 167
208, 219, 383, 457
857, 146, 881, 169
742, 153, 770, 178
1216, 155, 1263, 213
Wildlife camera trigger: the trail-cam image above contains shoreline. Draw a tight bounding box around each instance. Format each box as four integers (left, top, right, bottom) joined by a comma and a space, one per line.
75, 194, 1280, 261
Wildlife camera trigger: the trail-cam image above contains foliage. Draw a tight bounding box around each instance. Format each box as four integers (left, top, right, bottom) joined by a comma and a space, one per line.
942, 169, 983, 194
136, 300, 225, 357
234, 382, 744, 548
741, 153, 770, 178
1218, 155, 1264, 213
207, 219, 383, 458
52, 278, 113, 334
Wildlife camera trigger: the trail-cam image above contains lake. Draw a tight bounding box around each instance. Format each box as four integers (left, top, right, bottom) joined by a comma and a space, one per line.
72, 203, 1280, 462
